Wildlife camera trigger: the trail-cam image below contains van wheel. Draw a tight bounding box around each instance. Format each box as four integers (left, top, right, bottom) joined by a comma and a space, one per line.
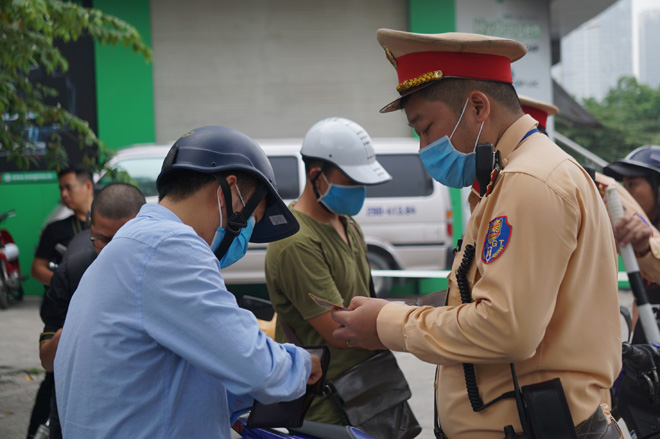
367, 251, 393, 298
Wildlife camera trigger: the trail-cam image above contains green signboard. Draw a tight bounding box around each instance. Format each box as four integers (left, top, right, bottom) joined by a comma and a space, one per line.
0, 171, 58, 185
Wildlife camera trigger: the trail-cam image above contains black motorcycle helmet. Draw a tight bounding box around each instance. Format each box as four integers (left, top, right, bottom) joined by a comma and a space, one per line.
604, 145, 660, 223
156, 126, 299, 259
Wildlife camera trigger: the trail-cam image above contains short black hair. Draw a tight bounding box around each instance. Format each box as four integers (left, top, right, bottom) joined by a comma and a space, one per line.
157, 169, 259, 202
302, 158, 327, 176
302, 158, 348, 182
91, 183, 146, 224
58, 166, 93, 184
403, 78, 523, 116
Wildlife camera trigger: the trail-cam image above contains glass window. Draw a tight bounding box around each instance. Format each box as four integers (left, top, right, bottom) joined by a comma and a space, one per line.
98, 157, 164, 198
269, 156, 300, 199
366, 154, 434, 198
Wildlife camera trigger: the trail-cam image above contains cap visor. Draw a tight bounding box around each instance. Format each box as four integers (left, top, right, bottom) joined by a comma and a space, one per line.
380, 97, 404, 113
250, 197, 299, 243
341, 162, 393, 185
379, 81, 439, 114
603, 162, 650, 180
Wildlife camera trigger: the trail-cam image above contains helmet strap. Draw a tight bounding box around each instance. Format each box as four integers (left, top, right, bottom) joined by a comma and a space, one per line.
310, 163, 333, 215
651, 175, 660, 226
214, 176, 267, 260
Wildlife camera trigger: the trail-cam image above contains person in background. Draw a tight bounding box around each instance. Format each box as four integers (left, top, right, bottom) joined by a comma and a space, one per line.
26, 166, 94, 439
54, 126, 322, 439
31, 167, 94, 287
38, 183, 146, 439
331, 29, 622, 439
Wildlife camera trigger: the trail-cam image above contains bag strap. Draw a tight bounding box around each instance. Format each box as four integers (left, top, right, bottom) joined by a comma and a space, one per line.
346, 219, 377, 298
279, 318, 303, 346
322, 381, 351, 426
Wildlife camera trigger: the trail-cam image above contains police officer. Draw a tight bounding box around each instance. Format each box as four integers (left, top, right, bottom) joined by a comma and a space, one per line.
520, 95, 660, 288
331, 30, 622, 439
604, 146, 660, 343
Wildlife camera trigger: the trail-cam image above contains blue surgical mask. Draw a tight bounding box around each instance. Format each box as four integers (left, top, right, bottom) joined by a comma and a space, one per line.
418, 99, 484, 188
211, 186, 255, 268
317, 173, 366, 216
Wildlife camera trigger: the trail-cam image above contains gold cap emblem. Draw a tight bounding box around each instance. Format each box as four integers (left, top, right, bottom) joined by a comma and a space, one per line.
383, 46, 398, 69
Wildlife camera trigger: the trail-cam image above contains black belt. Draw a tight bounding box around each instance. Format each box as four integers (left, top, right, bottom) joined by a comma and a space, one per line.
434, 405, 621, 439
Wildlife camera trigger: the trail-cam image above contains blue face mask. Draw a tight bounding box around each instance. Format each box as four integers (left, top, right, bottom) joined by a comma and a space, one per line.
317, 173, 366, 216
211, 186, 255, 268
418, 99, 484, 188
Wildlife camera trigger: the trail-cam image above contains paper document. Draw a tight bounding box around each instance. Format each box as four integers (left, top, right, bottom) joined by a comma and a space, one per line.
308, 293, 346, 310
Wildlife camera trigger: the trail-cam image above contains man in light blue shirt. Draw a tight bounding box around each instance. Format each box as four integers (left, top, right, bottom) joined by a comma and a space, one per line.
54, 126, 322, 439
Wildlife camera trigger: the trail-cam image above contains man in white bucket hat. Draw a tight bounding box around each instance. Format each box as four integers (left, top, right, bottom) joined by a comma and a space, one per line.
266, 118, 420, 438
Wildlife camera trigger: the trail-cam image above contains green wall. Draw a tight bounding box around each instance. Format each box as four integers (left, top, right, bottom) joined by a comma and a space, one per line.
1, 1, 154, 296
93, 0, 155, 151
0, 173, 61, 296
409, 0, 455, 33
407, 0, 456, 294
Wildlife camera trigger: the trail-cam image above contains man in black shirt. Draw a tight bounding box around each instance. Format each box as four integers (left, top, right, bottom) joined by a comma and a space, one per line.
37, 183, 146, 439
26, 166, 94, 439
31, 167, 94, 286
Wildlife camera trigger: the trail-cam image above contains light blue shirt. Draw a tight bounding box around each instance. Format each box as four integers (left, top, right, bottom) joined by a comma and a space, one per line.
54, 204, 311, 439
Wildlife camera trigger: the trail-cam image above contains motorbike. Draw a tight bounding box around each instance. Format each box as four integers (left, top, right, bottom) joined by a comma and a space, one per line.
232, 417, 373, 439
0, 209, 24, 309
233, 296, 374, 439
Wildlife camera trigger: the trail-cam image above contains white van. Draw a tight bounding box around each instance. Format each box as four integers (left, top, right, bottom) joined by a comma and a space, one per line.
94, 138, 454, 296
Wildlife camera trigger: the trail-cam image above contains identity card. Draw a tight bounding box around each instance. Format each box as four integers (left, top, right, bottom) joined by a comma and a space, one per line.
308, 293, 346, 310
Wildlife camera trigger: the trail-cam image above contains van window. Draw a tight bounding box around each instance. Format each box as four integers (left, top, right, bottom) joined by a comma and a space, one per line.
270, 156, 300, 199
99, 157, 163, 198
366, 154, 434, 198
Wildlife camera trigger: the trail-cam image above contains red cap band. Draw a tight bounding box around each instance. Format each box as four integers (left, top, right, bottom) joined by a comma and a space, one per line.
522, 105, 547, 129
396, 51, 513, 89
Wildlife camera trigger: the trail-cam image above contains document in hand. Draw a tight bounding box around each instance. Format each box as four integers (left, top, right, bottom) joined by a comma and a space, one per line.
246, 345, 331, 428
308, 293, 346, 310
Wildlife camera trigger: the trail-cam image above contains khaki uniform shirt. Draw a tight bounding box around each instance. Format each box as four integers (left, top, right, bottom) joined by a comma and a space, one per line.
377, 115, 622, 439
265, 205, 375, 424
596, 172, 660, 283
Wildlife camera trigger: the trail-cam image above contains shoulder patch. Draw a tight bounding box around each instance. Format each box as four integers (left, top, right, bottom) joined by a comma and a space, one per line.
482, 216, 512, 264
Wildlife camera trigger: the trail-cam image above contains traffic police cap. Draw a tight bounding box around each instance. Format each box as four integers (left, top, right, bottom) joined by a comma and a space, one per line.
519, 95, 558, 131
377, 29, 527, 113
156, 126, 299, 243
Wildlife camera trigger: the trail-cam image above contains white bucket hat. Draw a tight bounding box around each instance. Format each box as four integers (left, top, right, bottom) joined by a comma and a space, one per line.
300, 117, 392, 185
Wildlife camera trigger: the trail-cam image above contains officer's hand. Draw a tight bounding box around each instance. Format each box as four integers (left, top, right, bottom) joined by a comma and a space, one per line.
614, 215, 652, 256
307, 354, 323, 385
331, 296, 389, 350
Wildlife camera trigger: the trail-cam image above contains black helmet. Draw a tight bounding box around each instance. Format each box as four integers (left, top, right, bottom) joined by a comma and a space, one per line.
156, 126, 299, 248
603, 145, 660, 181
604, 145, 660, 225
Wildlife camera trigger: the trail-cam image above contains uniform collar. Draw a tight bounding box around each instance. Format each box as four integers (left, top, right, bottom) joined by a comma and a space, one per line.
494, 114, 539, 165
467, 114, 539, 207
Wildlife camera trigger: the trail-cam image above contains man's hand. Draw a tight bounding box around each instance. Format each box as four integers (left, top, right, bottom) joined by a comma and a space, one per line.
40, 328, 62, 372
307, 353, 323, 385
613, 215, 652, 256
31, 257, 54, 286
331, 296, 389, 350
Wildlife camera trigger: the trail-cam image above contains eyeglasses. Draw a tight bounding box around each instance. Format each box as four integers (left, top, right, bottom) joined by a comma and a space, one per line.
90, 234, 111, 250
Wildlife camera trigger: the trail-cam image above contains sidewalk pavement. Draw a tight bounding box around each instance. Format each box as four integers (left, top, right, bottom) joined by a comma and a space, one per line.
0, 296, 45, 439
0, 293, 634, 439
0, 295, 439, 439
